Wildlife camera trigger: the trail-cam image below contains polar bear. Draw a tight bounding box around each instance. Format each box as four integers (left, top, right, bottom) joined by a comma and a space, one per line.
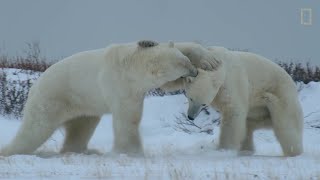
0, 40, 198, 156
166, 46, 303, 157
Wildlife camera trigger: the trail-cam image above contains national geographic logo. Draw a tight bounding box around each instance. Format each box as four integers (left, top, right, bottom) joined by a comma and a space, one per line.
301, 8, 312, 25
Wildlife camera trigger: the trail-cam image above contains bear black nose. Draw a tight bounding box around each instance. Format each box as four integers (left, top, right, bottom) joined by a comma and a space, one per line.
187, 115, 194, 120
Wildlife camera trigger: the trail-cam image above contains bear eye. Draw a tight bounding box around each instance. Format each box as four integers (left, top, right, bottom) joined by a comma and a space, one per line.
202, 104, 206, 106
190, 98, 193, 102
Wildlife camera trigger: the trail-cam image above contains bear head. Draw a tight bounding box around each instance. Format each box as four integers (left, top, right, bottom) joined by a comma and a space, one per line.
135, 40, 198, 89
184, 68, 225, 120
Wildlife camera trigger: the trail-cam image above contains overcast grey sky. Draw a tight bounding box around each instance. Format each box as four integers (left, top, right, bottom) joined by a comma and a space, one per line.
0, 0, 319, 64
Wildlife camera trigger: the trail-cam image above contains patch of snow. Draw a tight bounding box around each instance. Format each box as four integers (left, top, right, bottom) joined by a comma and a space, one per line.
0, 82, 319, 179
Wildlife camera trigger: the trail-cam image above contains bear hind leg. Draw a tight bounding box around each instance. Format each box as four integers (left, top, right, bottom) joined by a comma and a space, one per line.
272, 120, 303, 156
263, 93, 303, 156
0, 112, 60, 156
61, 116, 100, 154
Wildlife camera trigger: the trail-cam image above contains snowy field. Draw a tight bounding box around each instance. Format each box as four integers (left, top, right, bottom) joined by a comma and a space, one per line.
0, 70, 320, 179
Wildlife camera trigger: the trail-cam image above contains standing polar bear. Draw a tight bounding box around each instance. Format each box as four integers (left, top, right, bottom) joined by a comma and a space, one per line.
165, 46, 303, 157
0, 40, 199, 156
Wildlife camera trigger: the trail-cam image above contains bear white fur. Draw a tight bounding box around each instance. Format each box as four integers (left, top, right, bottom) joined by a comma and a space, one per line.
174, 42, 221, 70
160, 42, 221, 91
0, 40, 198, 156
168, 46, 303, 157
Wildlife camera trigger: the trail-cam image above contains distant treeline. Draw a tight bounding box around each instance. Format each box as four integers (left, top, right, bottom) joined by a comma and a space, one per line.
277, 61, 320, 84
1, 42, 318, 83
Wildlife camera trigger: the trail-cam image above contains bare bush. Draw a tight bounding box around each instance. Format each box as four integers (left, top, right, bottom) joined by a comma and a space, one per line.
277, 61, 320, 84
174, 110, 220, 135
0, 42, 47, 117
0, 42, 52, 72
0, 69, 40, 117
146, 88, 184, 97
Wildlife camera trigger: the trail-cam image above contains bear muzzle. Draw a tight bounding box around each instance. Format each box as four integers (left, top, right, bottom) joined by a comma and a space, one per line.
187, 104, 202, 120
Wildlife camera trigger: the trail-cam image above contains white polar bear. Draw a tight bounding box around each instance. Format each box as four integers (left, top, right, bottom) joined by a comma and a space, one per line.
167, 46, 303, 157
0, 40, 198, 156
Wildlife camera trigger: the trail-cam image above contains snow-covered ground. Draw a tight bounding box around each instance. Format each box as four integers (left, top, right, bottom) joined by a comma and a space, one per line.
0, 71, 320, 179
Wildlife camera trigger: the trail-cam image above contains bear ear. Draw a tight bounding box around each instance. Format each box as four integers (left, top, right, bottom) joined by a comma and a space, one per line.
137, 40, 159, 48
168, 41, 174, 48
